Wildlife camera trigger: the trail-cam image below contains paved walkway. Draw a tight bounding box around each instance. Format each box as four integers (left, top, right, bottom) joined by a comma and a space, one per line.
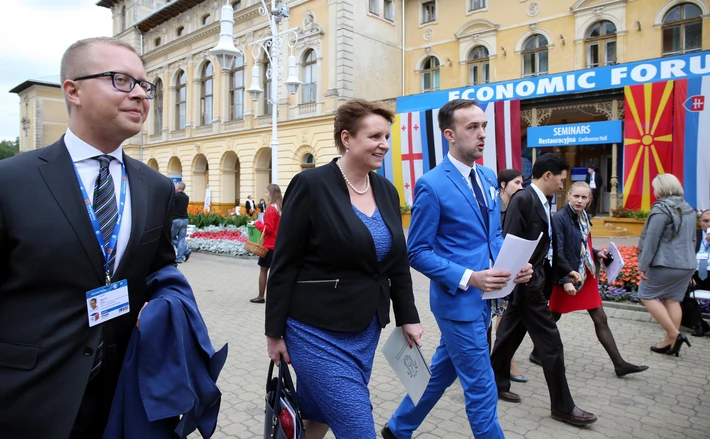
182, 253, 710, 439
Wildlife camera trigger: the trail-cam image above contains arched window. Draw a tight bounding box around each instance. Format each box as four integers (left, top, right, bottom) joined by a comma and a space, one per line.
421, 56, 440, 93
177, 26, 184, 36
263, 58, 272, 115
176, 71, 187, 130
663, 3, 702, 55
202, 14, 211, 25
467, 46, 489, 85
153, 79, 163, 134
200, 62, 214, 125
229, 54, 245, 120
302, 50, 317, 104
301, 153, 315, 170
154, 37, 161, 47
232, 0, 242, 11
522, 34, 548, 78
586, 20, 617, 68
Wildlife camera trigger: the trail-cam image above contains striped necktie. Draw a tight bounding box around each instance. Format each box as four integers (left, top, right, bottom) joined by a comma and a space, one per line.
93, 155, 118, 275
89, 155, 116, 381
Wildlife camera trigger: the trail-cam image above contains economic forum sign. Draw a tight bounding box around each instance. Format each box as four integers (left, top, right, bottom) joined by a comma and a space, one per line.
396, 51, 710, 113
528, 120, 623, 147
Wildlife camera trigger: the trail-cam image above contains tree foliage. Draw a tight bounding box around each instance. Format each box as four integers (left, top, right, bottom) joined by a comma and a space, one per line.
0, 137, 19, 160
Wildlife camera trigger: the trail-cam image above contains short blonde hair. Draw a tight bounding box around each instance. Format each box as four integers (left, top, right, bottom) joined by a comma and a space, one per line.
568, 181, 592, 197
652, 173, 684, 198
60, 37, 138, 83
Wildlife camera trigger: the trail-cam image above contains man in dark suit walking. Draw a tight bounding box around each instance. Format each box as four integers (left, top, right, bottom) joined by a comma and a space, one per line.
585, 165, 602, 217
491, 153, 597, 427
0, 37, 177, 438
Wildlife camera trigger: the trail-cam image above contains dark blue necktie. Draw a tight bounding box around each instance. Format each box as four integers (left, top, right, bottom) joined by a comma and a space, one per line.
699, 258, 708, 281
470, 169, 489, 231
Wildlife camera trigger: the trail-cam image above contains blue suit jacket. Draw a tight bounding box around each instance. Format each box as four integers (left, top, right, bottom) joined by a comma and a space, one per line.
408, 156, 504, 321
103, 266, 228, 439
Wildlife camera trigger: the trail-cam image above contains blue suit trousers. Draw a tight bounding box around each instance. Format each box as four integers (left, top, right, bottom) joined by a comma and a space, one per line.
388, 308, 504, 439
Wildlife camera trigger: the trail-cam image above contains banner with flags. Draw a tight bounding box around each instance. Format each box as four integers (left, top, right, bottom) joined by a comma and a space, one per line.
384, 100, 521, 204
622, 81, 675, 211
674, 77, 710, 211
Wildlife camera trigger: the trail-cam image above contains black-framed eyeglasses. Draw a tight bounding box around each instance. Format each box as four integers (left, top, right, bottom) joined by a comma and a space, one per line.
73, 71, 156, 99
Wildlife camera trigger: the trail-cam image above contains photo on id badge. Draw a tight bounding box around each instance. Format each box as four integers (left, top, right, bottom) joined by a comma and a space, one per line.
87, 297, 101, 323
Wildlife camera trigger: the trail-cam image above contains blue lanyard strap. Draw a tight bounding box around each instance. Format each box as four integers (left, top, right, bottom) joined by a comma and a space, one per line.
73, 160, 128, 284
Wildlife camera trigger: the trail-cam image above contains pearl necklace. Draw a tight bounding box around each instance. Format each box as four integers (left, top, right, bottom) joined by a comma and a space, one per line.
337, 158, 370, 195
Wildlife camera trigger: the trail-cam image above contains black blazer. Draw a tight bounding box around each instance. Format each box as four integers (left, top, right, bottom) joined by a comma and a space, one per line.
552, 204, 601, 285
265, 159, 420, 337
0, 138, 176, 438
503, 185, 555, 303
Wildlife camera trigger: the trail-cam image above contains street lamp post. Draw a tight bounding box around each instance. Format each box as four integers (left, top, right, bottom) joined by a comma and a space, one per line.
211, 0, 301, 185
245, 1, 302, 184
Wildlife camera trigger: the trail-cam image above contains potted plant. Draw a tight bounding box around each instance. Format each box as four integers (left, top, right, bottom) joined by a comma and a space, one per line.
603, 207, 649, 235
400, 204, 412, 228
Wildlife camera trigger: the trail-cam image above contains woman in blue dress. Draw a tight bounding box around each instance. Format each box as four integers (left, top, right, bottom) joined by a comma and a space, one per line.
265, 99, 423, 439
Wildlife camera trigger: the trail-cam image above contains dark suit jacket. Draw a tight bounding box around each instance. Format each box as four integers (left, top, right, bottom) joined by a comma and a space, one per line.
265, 159, 420, 338
0, 138, 176, 439
585, 172, 602, 192
693, 228, 710, 290
503, 185, 555, 304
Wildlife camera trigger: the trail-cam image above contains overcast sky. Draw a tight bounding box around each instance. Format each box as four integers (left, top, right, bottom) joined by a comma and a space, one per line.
0, 0, 112, 141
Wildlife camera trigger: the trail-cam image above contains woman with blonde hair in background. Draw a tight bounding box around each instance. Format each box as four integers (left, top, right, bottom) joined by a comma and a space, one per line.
250, 184, 282, 304
548, 181, 648, 377
638, 173, 697, 357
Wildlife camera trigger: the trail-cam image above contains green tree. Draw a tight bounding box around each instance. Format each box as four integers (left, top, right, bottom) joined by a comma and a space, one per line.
0, 137, 19, 160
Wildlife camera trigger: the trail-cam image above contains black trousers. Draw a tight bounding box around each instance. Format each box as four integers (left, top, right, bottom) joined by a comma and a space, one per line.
70, 374, 110, 439
490, 267, 575, 413
589, 189, 600, 215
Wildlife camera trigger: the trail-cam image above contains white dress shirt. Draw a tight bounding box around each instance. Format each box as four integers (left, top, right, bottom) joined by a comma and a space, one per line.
447, 153, 490, 290
530, 183, 553, 263
589, 172, 597, 189
64, 129, 132, 275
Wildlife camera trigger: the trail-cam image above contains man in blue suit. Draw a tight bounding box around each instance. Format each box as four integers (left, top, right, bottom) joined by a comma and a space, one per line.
382, 99, 533, 439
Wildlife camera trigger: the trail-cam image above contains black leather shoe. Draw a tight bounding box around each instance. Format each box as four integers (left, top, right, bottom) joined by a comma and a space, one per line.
650, 344, 671, 354
666, 333, 691, 357
615, 364, 649, 378
529, 352, 542, 367
498, 391, 521, 403
551, 406, 597, 426
381, 426, 396, 439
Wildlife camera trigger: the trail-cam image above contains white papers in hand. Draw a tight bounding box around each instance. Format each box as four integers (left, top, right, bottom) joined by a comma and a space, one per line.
604, 242, 625, 284
381, 327, 431, 405
481, 232, 543, 300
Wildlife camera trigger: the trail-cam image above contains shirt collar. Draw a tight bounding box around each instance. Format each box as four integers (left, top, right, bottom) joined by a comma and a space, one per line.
531, 182, 549, 207
64, 128, 124, 164
448, 152, 477, 180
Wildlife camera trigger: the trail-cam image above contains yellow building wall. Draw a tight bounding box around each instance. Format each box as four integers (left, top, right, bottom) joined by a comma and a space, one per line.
16, 85, 68, 153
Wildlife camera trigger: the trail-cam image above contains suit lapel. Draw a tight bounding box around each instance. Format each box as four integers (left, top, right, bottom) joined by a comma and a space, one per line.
38, 139, 106, 282
443, 157, 485, 226
113, 155, 147, 280
527, 185, 549, 226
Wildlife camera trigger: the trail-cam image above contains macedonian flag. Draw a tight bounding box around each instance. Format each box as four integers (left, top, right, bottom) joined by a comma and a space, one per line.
622, 81, 674, 211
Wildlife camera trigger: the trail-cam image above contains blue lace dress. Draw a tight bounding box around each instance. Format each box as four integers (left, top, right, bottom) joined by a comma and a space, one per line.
284, 206, 392, 439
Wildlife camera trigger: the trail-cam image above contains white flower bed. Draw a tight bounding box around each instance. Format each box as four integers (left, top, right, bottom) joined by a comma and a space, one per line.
186, 225, 255, 257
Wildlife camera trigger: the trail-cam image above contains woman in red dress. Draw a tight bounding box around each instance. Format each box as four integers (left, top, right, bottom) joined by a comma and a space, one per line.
549, 182, 648, 378
250, 184, 282, 303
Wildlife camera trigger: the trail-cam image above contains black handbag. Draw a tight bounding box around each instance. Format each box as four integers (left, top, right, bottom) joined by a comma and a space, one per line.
264, 358, 305, 439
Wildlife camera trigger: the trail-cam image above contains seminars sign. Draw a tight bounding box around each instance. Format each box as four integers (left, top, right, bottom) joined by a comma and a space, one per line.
528, 120, 622, 147
397, 51, 710, 113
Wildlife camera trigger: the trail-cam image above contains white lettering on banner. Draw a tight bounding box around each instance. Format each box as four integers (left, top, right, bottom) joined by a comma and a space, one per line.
537, 76, 565, 95
477, 86, 494, 101
461, 88, 475, 100
661, 59, 687, 79
631, 64, 657, 82
497, 83, 514, 100
690, 55, 710, 74
578, 72, 595, 89
553, 125, 591, 136
611, 66, 628, 85
516, 81, 535, 96
440, 54, 710, 105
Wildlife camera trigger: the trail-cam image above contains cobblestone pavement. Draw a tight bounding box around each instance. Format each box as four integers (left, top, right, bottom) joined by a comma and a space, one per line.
182, 252, 710, 439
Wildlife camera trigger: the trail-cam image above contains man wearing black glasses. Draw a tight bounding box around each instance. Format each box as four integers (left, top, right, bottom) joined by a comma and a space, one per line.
0, 37, 177, 438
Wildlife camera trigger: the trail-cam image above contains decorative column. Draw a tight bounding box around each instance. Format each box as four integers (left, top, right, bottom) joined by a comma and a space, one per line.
610, 99, 620, 210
